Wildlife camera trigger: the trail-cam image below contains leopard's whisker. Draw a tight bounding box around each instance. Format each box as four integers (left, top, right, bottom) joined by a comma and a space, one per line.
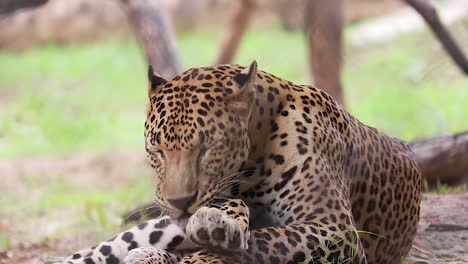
217, 169, 254, 186
122, 200, 161, 223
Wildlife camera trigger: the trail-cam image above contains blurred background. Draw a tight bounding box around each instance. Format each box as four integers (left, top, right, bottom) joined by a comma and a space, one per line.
0, 0, 467, 263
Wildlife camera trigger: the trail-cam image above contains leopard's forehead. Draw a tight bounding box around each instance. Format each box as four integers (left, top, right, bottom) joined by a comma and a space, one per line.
175, 64, 244, 83
157, 65, 244, 101
146, 65, 245, 150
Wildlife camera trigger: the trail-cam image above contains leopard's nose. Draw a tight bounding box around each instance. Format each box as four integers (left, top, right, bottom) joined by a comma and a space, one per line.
167, 192, 197, 211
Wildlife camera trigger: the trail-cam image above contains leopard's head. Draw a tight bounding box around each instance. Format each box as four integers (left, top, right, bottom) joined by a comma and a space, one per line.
144, 62, 258, 220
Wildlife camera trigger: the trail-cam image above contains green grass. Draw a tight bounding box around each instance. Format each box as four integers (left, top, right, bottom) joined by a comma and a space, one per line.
0, 41, 148, 157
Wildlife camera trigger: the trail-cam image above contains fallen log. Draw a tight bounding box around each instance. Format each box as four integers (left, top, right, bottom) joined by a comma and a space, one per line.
410, 131, 468, 186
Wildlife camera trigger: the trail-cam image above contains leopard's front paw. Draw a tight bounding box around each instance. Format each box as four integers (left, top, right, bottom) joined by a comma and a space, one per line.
186, 207, 250, 252
124, 247, 179, 264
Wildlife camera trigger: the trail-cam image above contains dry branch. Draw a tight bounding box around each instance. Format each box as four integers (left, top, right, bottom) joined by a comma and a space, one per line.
404, 0, 468, 75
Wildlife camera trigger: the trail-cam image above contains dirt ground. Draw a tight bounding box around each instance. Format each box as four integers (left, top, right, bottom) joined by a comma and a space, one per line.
1, 152, 467, 264
408, 194, 468, 264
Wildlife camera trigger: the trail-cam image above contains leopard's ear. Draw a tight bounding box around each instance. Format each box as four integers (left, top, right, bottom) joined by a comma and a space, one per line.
231, 60, 257, 95
148, 65, 167, 99
226, 61, 258, 118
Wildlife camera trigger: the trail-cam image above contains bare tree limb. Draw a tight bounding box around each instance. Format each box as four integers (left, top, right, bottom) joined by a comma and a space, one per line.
405, 0, 468, 74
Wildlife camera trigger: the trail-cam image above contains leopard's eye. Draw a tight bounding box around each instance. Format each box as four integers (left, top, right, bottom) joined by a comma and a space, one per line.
145, 140, 165, 159
147, 146, 165, 159
198, 147, 207, 162
196, 147, 207, 175
154, 149, 165, 159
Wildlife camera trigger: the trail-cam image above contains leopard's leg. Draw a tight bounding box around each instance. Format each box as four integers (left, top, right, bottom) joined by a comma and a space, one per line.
56, 216, 196, 264
122, 198, 250, 264
183, 220, 367, 264
239, 223, 367, 263
181, 194, 367, 263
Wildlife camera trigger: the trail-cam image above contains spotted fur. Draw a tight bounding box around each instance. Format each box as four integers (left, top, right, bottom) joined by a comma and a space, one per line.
58, 62, 421, 264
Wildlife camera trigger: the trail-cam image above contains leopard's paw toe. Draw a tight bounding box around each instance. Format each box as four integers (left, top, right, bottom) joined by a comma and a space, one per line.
186, 207, 249, 251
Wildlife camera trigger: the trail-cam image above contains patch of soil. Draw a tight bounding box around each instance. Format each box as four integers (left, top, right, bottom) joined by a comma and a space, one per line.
0, 240, 73, 264
407, 194, 468, 264
0, 149, 151, 189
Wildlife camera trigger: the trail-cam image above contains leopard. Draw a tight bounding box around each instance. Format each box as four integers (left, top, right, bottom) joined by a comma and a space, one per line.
53, 61, 421, 264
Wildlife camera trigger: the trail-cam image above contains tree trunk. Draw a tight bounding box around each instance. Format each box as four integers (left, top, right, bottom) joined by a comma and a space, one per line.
304, 0, 345, 106
410, 131, 468, 186
215, 0, 255, 65
120, 0, 182, 79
